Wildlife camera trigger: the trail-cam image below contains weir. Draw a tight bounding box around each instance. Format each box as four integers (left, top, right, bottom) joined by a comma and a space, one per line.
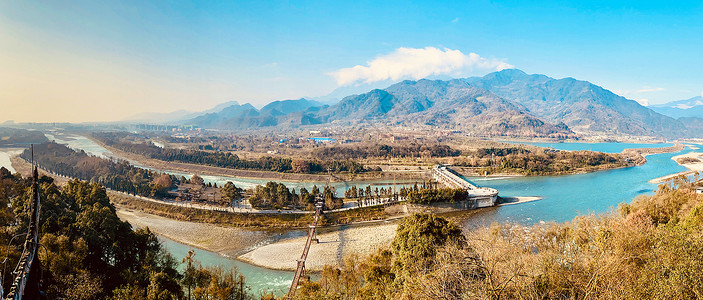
432, 165, 499, 208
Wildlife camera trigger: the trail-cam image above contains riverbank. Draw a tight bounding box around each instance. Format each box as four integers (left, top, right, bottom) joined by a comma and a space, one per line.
649, 150, 703, 184
239, 222, 398, 271
622, 143, 685, 158
116, 207, 275, 257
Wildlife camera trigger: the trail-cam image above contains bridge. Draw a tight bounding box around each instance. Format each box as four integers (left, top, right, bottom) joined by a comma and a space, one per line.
3, 147, 44, 299
286, 200, 324, 299
432, 165, 499, 208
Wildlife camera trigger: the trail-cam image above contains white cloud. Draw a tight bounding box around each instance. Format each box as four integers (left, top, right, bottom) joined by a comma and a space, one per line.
329, 47, 514, 86
636, 86, 665, 93
452, 17, 460, 23
636, 98, 650, 106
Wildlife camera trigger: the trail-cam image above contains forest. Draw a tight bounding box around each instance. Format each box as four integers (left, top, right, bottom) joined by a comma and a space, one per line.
92, 132, 368, 174
295, 176, 703, 299
311, 143, 462, 159
457, 147, 633, 175
0, 168, 253, 299
20, 142, 178, 198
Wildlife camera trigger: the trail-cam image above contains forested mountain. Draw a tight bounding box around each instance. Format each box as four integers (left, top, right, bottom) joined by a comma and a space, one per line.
182, 69, 692, 138
309, 79, 573, 137
650, 96, 703, 119
464, 69, 687, 137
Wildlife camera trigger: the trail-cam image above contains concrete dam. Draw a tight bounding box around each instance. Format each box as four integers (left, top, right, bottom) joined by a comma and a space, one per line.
432, 165, 499, 208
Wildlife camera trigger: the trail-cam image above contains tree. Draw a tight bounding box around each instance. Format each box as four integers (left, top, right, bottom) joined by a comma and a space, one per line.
220, 181, 242, 206
190, 174, 204, 186
291, 159, 311, 173
391, 214, 465, 281
182, 250, 197, 300
147, 272, 182, 300
152, 175, 173, 197
324, 186, 343, 210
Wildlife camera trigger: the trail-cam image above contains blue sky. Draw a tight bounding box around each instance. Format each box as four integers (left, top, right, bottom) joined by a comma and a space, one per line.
1, 0, 702, 122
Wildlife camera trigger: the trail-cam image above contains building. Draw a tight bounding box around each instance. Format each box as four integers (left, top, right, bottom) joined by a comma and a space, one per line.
697, 187, 703, 194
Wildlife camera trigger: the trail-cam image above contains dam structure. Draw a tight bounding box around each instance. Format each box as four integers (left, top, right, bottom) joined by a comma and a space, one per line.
432, 165, 499, 208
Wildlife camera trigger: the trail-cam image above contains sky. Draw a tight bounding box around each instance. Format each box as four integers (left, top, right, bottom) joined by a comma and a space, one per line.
1, 0, 702, 122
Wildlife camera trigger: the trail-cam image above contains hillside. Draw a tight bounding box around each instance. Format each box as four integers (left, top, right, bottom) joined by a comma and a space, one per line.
313, 79, 573, 137
464, 69, 688, 137
183, 69, 692, 138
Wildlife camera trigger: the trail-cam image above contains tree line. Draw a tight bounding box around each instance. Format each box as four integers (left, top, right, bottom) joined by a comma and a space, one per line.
92, 132, 369, 174
458, 147, 631, 175
312, 143, 462, 160
21, 142, 181, 199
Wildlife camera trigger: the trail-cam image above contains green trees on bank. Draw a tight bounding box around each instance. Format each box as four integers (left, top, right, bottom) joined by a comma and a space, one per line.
457, 147, 630, 175
248, 182, 343, 210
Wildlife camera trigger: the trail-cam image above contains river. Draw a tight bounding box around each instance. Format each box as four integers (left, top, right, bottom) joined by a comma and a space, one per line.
1, 136, 697, 297
159, 237, 294, 297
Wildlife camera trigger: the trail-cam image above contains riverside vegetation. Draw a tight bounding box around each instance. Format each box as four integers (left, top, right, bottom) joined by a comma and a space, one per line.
0, 167, 254, 299
293, 175, 703, 299
91, 131, 637, 177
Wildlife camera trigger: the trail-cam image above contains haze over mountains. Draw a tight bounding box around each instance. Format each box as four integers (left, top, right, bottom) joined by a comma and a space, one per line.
144, 69, 700, 138
650, 96, 703, 119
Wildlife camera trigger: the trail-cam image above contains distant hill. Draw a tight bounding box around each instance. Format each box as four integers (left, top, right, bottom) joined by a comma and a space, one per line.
0, 127, 47, 146
650, 96, 703, 119
463, 69, 687, 137
186, 99, 325, 128
260, 99, 324, 116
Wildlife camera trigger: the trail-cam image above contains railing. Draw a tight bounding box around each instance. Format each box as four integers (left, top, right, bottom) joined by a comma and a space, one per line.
4, 154, 42, 299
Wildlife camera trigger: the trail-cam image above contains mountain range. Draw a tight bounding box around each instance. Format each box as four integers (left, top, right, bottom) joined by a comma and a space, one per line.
650, 96, 703, 119
157, 69, 699, 138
